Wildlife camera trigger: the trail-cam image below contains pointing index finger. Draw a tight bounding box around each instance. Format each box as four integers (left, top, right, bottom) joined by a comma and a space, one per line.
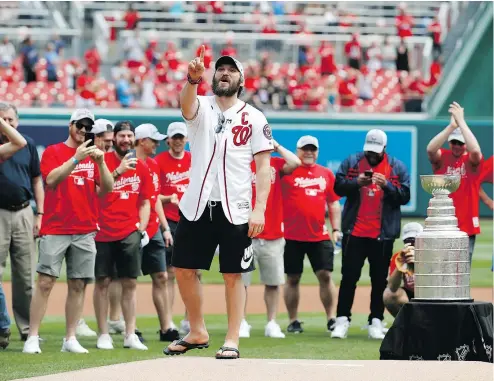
199, 45, 205, 63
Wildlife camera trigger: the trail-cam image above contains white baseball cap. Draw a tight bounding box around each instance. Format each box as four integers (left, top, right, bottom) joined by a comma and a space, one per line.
215, 55, 245, 78
402, 222, 424, 241
135, 123, 167, 141
363, 129, 387, 153
167, 122, 188, 138
70, 108, 95, 123
297, 135, 319, 149
448, 128, 465, 144
92, 119, 114, 135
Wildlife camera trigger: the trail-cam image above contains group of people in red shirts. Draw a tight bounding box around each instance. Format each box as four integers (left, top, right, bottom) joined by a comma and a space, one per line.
13, 100, 492, 354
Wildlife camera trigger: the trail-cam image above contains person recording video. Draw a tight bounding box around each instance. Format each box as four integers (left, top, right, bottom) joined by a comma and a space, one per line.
383, 222, 424, 317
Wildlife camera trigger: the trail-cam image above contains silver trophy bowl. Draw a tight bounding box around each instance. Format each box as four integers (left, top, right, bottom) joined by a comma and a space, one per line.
413, 174, 472, 302
420, 174, 461, 195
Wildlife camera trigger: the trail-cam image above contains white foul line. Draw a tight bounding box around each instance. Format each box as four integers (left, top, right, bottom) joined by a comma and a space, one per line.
267, 362, 364, 368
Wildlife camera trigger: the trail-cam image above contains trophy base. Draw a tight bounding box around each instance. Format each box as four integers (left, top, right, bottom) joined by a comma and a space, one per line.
411, 298, 474, 303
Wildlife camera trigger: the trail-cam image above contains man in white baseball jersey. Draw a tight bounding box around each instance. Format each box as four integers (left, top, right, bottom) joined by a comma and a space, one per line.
163, 47, 273, 359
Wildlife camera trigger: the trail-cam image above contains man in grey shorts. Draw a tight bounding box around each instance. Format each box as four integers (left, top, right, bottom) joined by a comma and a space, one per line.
241, 139, 301, 338
23, 109, 114, 354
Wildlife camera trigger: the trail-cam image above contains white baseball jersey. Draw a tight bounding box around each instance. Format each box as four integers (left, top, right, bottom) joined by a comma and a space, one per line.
179, 95, 274, 225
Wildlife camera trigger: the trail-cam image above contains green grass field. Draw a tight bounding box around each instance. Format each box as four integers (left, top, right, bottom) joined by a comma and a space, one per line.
0, 313, 383, 381
3, 218, 493, 287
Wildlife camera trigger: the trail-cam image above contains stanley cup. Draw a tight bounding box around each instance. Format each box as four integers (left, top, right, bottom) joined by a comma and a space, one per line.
413, 174, 472, 301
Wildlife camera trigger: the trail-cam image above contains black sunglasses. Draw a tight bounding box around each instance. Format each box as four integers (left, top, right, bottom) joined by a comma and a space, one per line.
75, 119, 94, 131
450, 140, 465, 146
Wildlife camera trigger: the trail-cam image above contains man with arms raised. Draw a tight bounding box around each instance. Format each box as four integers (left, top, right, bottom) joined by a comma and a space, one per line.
134, 123, 178, 341
426, 102, 483, 262
240, 138, 301, 338
0, 111, 27, 349
93, 121, 152, 351
163, 48, 273, 359
0, 103, 37, 344
155, 121, 192, 335
281, 136, 341, 334
23, 109, 113, 354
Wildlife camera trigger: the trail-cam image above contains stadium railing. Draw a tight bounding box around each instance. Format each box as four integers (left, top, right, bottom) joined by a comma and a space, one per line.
423, 1, 493, 116
112, 29, 432, 79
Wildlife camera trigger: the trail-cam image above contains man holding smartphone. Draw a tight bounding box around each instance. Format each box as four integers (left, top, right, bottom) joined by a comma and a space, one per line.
383, 222, 423, 317
332, 129, 410, 340
23, 109, 114, 354
92, 121, 152, 351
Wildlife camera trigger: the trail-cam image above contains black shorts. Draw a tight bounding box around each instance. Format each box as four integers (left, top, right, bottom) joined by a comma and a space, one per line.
284, 239, 334, 275
165, 219, 179, 267
141, 230, 167, 276
95, 231, 141, 279
402, 287, 414, 301
171, 202, 254, 274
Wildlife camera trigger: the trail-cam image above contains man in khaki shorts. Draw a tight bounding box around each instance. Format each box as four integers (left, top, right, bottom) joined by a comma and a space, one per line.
23, 109, 114, 354
241, 138, 301, 338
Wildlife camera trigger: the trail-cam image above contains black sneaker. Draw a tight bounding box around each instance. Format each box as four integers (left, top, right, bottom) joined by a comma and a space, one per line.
20, 333, 27, 342
0, 328, 11, 349
327, 318, 336, 332
135, 329, 146, 343
159, 328, 180, 342
287, 320, 304, 334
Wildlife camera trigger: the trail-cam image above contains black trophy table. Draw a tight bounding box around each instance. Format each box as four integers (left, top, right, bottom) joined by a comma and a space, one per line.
380, 300, 493, 362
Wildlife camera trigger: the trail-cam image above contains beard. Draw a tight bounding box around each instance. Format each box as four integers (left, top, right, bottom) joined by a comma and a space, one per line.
212, 76, 241, 97
365, 152, 384, 166
114, 143, 132, 157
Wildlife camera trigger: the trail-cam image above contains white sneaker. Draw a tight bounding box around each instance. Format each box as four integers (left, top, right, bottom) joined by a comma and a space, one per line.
23, 336, 42, 354
61, 337, 89, 353
331, 317, 350, 339
239, 319, 251, 338
108, 318, 126, 335
97, 334, 114, 350
76, 319, 97, 337
124, 333, 148, 350
368, 318, 386, 340
265, 320, 285, 338
179, 319, 190, 335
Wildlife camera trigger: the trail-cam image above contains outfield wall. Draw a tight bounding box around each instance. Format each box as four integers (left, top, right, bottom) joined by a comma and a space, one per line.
16, 109, 493, 218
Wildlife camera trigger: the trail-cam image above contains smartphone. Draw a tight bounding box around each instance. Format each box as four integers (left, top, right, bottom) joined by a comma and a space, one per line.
364, 170, 373, 177
127, 149, 137, 168
84, 132, 95, 147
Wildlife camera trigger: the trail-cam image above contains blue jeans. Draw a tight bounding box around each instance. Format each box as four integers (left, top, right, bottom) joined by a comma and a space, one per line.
0, 283, 11, 330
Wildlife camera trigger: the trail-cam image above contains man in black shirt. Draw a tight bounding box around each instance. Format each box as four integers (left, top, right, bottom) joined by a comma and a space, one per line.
0, 103, 44, 342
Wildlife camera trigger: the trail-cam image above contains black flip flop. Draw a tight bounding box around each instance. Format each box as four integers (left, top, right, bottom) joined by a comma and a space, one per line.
215, 346, 240, 359
163, 339, 209, 356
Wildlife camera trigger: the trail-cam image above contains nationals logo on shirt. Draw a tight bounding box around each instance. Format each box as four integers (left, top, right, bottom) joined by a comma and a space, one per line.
39, 142, 100, 236
96, 152, 154, 242
282, 164, 339, 242
155, 150, 191, 222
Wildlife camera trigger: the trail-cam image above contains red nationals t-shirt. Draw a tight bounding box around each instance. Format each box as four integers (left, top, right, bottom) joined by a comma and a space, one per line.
281, 164, 340, 242
389, 251, 415, 292
251, 157, 285, 240
479, 156, 493, 184
145, 156, 161, 238
155, 151, 191, 222
96, 152, 154, 242
433, 149, 484, 236
40, 142, 100, 235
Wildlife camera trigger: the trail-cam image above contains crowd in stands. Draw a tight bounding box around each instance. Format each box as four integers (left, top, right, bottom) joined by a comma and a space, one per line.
0, 2, 443, 113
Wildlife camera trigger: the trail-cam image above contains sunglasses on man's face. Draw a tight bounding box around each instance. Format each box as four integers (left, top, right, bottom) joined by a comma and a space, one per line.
75, 120, 93, 131
450, 140, 465, 146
